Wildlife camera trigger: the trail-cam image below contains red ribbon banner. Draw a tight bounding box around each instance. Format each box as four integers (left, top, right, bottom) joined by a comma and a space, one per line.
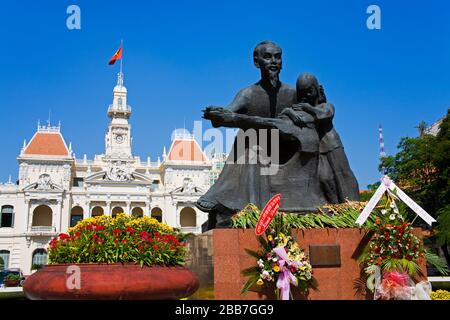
255, 194, 281, 235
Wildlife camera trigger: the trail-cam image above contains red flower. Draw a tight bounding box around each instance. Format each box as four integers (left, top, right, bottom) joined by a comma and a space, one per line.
49, 238, 58, 249
122, 239, 128, 244
125, 227, 135, 234
139, 231, 154, 243
114, 239, 119, 244
139, 231, 148, 237
153, 245, 159, 250
113, 229, 121, 236
94, 225, 106, 231
59, 233, 70, 240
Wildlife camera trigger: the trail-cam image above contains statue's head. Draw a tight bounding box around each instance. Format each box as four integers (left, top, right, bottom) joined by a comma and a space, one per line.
253, 41, 282, 86
296, 72, 320, 105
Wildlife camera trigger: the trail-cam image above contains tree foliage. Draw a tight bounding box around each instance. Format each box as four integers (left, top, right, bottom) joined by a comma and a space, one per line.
379, 109, 450, 246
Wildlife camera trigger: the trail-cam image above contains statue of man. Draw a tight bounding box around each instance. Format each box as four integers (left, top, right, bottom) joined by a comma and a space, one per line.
222, 40, 296, 118
196, 41, 300, 229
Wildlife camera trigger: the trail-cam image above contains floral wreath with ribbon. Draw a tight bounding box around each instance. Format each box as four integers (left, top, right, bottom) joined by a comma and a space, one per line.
241, 214, 317, 300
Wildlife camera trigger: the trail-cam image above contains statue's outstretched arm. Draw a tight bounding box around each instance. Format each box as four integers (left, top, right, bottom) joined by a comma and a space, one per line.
225, 89, 250, 113
204, 110, 303, 143
204, 110, 275, 130
293, 103, 334, 123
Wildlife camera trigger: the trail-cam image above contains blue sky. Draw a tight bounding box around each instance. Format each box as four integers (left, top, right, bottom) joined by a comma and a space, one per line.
0, 0, 449, 188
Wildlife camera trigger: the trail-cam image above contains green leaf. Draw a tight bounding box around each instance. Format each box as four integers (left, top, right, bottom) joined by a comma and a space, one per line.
244, 248, 262, 259
425, 250, 450, 275
256, 235, 270, 251
241, 266, 261, 276
241, 275, 259, 295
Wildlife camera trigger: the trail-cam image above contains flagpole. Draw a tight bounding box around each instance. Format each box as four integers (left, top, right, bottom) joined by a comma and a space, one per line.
120, 39, 123, 78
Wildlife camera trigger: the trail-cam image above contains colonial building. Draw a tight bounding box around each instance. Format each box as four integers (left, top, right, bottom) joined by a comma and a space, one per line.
0, 72, 222, 274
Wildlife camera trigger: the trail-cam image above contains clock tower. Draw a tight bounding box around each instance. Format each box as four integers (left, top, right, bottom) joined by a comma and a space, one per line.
105, 72, 133, 159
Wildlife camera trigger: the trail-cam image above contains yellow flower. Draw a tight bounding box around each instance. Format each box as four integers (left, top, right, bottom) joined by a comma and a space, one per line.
267, 235, 273, 241
278, 233, 289, 246
256, 279, 264, 286
273, 265, 280, 273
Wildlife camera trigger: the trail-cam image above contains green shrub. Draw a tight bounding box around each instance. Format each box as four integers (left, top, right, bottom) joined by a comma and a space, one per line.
5, 273, 21, 281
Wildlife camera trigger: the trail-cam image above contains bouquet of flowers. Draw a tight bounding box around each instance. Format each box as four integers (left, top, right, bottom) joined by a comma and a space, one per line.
241, 216, 317, 300
358, 196, 430, 299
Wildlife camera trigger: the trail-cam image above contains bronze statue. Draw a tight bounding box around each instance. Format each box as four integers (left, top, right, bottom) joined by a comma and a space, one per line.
196, 42, 359, 230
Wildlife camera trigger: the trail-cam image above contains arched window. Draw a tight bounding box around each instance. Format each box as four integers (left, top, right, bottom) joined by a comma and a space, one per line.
0, 205, 14, 228
91, 206, 104, 217
112, 207, 124, 217
151, 207, 162, 223
70, 206, 84, 227
0, 250, 10, 270
32, 205, 52, 227
131, 207, 143, 218
32, 249, 47, 270
180, 207, 196, 227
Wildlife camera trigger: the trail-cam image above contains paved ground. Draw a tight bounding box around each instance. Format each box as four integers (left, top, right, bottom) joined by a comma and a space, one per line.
0, 287, 25, 299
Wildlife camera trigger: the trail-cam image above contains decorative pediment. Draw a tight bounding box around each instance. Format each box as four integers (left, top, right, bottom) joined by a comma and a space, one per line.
85, 170, 152, 184
23, 173, 64, 191
171, 178, 204, 195
105, 161, 135, 182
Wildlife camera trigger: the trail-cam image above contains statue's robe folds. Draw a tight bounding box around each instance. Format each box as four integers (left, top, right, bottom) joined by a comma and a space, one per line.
293, 103, 360, 203
196, 82, 327, 228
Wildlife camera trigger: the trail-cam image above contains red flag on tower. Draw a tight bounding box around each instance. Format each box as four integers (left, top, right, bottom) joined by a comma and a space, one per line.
108, 45, 123, 65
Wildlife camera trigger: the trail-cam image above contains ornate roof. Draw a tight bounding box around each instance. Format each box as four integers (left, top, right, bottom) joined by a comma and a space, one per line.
22, 125, 70, 157
167, 138, 207, 162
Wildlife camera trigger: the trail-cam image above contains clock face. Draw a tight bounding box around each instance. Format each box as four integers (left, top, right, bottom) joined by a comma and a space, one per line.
115, 134, 125, 144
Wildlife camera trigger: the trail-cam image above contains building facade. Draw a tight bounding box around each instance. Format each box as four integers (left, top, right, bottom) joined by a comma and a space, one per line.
0, 72, 222, 274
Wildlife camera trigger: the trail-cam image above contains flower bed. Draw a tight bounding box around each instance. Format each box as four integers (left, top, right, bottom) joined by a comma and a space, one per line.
431, 290, 450, 300
49, 213, 187, 266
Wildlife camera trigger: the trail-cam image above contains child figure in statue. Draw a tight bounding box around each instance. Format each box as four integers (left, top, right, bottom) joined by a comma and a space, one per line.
281, 73, 360, 203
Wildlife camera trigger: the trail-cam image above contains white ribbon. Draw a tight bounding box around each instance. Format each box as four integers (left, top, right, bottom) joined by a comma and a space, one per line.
355, 175, 436, 226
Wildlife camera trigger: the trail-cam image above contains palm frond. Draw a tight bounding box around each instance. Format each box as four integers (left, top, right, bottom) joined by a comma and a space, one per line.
244, 248, 262, 259
241, 275, 259, 294
425, 249, 450, 275
241, 265, 261, 276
